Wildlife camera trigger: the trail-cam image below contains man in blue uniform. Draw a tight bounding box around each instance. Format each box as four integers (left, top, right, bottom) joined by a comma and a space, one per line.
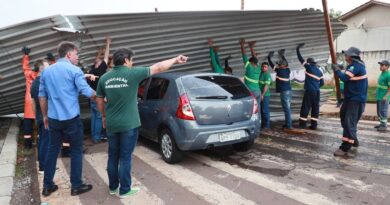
268, 49, 292, 130
332, 47, 368, 157
296, 43, 324, 130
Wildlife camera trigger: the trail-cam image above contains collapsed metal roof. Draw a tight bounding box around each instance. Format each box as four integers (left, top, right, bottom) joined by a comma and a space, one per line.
0, 10, 346, 116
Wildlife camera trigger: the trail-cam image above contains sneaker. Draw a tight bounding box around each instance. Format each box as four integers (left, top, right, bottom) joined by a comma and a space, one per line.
109, 188, 118, 196
42, 185, 58, 197
38, 168, 44, 175
374, 125, 381, 129
101, 136, 108, 142
377, 126, 387, 132
352, 139, 359, 147
119, 187, 140, 198
333, 149, 355, 158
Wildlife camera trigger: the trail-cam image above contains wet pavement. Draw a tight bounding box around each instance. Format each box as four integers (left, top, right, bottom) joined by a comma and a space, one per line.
38, 117, 390, 205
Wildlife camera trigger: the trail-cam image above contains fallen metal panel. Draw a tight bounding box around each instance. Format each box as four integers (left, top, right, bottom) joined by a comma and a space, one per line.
0, 10, 346, 116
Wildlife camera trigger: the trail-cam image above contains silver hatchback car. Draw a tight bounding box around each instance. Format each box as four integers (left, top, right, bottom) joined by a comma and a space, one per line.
138, 73, 259, 164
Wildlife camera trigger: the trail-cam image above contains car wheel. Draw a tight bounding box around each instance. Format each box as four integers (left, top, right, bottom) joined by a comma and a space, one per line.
232, 138, 255, 152
159, 129, 183, 164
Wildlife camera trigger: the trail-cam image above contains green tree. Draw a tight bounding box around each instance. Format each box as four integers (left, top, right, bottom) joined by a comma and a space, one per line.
329, 8, 342, 19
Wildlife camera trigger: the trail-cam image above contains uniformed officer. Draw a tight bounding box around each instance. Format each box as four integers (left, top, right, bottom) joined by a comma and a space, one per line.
296, 43, 324, 130
332, 47, 368, 157
375, 60, 390, 132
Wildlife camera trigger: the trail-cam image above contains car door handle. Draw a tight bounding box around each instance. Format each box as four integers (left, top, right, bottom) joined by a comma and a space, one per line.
153, 108, 160, 113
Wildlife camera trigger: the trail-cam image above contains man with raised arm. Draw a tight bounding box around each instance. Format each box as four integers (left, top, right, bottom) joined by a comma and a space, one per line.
96, 48, 188, 198
296, 43, 324, 130
268, 49, 292, 130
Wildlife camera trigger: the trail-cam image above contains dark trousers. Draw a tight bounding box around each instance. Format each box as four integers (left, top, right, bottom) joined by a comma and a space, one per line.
299, 90, 320, 128
37, 120, 50, 170
377, 100, 389, 127
43, 116, 84, 189
261, 96, 270, 128
339, 101, 365, 152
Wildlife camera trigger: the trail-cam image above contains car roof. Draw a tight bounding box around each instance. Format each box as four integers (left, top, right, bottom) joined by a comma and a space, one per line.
151, 72, 236, 81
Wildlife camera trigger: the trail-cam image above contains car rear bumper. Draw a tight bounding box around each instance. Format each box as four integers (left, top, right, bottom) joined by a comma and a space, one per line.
172, 115, 259, 151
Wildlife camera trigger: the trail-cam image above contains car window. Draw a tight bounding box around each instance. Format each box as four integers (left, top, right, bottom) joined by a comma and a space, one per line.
146, 77, 170, 100
138, 78, 149, 99
182, 75, 251, 100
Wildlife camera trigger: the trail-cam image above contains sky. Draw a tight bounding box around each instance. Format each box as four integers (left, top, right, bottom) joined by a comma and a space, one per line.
1, 0, 389, 29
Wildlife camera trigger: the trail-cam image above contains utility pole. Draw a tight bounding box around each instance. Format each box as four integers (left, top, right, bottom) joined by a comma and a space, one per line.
322, 0, 341, 101
241, 0, 244, 10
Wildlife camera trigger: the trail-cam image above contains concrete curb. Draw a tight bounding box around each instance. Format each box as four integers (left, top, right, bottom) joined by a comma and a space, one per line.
0, 119, 20, 204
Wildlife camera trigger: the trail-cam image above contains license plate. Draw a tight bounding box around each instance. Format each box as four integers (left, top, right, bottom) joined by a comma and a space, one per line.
219, 131, 243, 142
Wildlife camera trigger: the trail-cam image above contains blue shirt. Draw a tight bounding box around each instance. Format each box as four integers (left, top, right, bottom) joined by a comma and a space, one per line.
336, 59, 368, 103
30, 76, 42, 121
303, 64, 324, 91
296, 48, 324, 91
39, 58, 94, 120
275, 68, 291, 93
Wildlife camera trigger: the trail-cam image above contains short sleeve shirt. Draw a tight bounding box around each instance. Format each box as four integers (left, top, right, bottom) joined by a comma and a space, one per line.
242, 54, 261, 92
96, 66, 150, 133
259, 71, 272, 96
376, 71, 390, 100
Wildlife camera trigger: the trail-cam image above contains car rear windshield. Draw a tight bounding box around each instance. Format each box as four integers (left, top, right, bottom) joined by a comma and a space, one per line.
182, 75, 251, 100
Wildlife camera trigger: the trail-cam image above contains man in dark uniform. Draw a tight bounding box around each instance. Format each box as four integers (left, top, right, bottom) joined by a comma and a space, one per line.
296, 43, 324, 130
268, 49, 292, 130
332, 47, 368, 157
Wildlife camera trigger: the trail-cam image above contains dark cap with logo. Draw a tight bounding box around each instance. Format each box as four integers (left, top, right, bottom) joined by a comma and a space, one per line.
342, 47, 361, 57
378, 60, 390, 66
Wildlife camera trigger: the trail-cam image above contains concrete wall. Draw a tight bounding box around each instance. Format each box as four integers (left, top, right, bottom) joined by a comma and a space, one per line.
342, 5, 390, 28
335, 4, 390, 86
361, 50, 390, 85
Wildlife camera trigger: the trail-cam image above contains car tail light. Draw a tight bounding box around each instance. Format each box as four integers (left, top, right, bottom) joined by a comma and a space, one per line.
176, 94, 196, 120
251, 93, 258, 114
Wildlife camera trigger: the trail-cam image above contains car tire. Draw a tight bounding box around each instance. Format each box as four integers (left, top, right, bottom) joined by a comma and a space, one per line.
159, 129, 183, 164
232, 138, 255, 152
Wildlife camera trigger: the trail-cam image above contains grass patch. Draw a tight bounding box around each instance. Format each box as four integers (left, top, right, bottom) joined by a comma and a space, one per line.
15, 135, 34, 178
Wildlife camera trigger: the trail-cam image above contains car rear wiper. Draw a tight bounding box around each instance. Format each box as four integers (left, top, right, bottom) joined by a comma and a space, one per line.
195, 95, 228, 99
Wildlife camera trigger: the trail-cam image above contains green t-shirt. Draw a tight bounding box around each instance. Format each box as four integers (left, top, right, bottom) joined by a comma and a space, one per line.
242, 54, 261, 92
96, 66, 150, 133
259, 71, 272, 97
209, 48, 224, 74
339, 79, 344, 91
376, 71, 390, 100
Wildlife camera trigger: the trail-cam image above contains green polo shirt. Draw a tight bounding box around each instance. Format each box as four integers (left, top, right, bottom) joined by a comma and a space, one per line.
209, 48, 224, 74
259, 71, 272, 97
242, 54, 261, 92
376, 71, 390, 101
96, 66, 150, 133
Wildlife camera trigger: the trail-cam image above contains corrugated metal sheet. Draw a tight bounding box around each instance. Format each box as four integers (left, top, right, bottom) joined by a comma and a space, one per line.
0, 10, 346, 116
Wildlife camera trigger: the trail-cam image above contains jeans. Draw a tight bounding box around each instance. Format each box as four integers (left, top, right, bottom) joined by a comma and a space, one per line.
37, 120, 50, 170
280, 90, 292, 128
107, 128, 139, 195
339, 101, 365, 152
261, 96, 270, 128
299, 90, 320, 128
377, 100, 389, 127
90, 100, 103, 143
251, 90, 262, 133
44, 116, 84, 189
